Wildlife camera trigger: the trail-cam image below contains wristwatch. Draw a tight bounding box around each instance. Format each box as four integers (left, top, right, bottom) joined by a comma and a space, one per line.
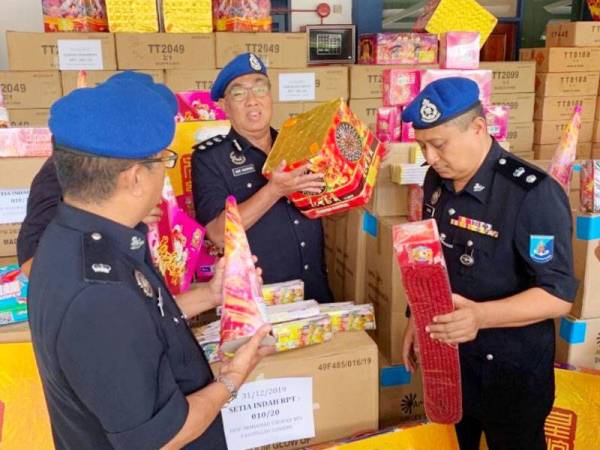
216, 374, 238, 407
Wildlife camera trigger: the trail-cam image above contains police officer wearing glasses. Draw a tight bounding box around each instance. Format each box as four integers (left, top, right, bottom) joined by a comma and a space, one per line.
192, 53, 333, 302
28, 72, 273, 450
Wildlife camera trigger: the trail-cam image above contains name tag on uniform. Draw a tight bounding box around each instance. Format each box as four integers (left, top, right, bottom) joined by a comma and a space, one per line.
232, 164, 256, 177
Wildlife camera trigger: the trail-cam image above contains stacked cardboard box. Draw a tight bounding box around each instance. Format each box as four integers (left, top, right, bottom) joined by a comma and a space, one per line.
556, 213, 600, 370
532, 22, 600, 160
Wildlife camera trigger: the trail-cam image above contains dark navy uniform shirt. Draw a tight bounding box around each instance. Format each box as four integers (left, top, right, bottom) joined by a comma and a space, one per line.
192, 127, 333, 302
422, 140, 578, 423
28, 204, 227, 450
17, 156, 61, 265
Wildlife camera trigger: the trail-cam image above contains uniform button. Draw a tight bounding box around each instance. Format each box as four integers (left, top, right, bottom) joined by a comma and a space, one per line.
247, 182, 253, 188
287, 199, 292, 205
304, 264, 309, 270
91, 232, 102, 241
294, 219, 300, 225
499, 158, 507, 165
448, 208, 456, 216
486, 353, 494, 361
173, 317, 180, 324
467, 240, 473, 247
300, 241, 306, 248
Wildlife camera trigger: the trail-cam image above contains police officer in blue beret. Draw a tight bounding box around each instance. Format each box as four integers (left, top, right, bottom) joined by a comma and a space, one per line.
191, 53, 333, 302
400, 78, 577, 449
28, 72, 273, 450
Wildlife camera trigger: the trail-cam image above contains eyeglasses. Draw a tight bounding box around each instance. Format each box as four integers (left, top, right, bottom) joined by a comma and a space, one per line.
226, 81, 271, 102
139, 149, 178, 169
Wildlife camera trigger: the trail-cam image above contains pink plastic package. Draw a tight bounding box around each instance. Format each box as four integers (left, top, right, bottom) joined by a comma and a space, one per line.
175, 91, 228, 122
0, 128, 53, 157
376, 106, 401, 143
212, 0, 272, 32
359, 33, 438, 65
148, 176, 206, 295
439, 32, 480, 70
383, 69, 421, 107
421, 69, 492, 105
484, 105, 509, 141
401, 118, 416, 142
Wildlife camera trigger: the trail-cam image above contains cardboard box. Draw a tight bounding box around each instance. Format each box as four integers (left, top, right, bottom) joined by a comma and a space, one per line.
594, 120, 600, 143
364, 214, 410, 365
535, 120, 595, 145
480, 61, 536, 94
115, 33, 215, 70
535, 72, 600, 98
519, 48, 534, 61
269, 67, 349, 103
547, 22, 600, 47
532, 47, 600, 73
0, 157, 48, 257
349, 98, 381, 132
533, 142, 592, 160
506, 122, 534, 153
0, 71, 62, 109
164, 69, 220, 92
349, 64, 437, 100
343, 209, 367, 304
593, 143, 600, 159
325, 213, 347, 302
7, 109, 50, 127
534, 96, 597, 121
322, 216, 337, 287
61, 70, 165, 95
215, 32, 308, 69
571, 214, 600, 320
212, 331, 379, 450
556, 316, 600, 370
379, 356, 425, 428
491, 93, 535, 123
6, 31, 116, 71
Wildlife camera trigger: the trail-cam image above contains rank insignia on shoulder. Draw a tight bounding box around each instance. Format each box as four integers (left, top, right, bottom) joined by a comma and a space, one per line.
495, 156, 546, 191
83, 232, 120, 283
192, 134, 228, 152
529, 235, 554, 264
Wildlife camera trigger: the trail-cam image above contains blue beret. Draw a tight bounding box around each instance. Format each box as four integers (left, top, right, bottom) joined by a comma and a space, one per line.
49, 71, 177, 159
401, 77, 481, 130
210, 52, 268, 101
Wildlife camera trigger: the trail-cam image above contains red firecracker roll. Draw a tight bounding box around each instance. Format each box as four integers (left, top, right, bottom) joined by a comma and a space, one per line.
393, 219, 462, 424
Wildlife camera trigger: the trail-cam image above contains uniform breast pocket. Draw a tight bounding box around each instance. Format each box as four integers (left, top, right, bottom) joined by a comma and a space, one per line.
229, 173, 265, 203
451, 229, 496, 273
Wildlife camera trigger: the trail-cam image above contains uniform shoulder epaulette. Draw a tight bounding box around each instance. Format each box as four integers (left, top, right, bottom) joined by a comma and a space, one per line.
494, 154, 546, 191
82, 232, 120, 284
192, 134, 228, 152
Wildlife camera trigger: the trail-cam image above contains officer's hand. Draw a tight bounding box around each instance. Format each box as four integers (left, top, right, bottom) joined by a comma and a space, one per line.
426, 294, 484, 344
401, 317, 420, 373
268, 160, 326, 198
595, 242, 600, 262
206, 258, 225, 307
219, 325, 275, 389
142, 205, 163, 225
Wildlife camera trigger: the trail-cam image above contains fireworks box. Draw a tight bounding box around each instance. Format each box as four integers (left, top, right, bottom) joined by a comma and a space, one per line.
263, 98, 384, 219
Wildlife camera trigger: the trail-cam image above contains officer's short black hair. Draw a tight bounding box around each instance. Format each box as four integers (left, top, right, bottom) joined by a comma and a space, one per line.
446, 102, 485, 131
53, 147, 142, 203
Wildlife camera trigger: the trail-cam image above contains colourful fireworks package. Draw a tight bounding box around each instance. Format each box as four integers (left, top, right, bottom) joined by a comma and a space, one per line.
382, 69, 421, 107
393, 219, 462, 424
548, 105, 582, 192
42, 0, 108, 32
263, 98, 384, 218
421, 69, 492, 105
271, 314, 333, 352
358, 33, 438, 65
147, 176, 205, 295
175, 91, 227, 122
266, 300, 321, 324
163, 0, 212, 33
0, 265, 29, 327
105, 0, 158, 32
220, 196, 275, 354
580, 160, 600, 213
0, 128, 53, 157
376, 106, 402, 143
318, 302, 376, 332
212, 0, 271, 32
484, 105, 509, 142
401, 117, 416, 142
439, 32, 480, 70
261, 279, 304, 306
408, 184, 424, 221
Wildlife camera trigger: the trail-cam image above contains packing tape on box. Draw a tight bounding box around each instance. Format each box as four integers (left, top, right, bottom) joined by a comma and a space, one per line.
380, 365, 412, 387
362, 211, 378, 238
576, 215, 600, 240
559, 317, 587, 344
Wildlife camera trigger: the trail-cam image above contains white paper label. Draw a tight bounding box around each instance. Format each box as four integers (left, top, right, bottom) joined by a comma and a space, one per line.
222, 377, 315, 450
58, 40, 104, 70
398, 164, 428, 186
279, 73, 316, 102
0, 189, 30, 224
